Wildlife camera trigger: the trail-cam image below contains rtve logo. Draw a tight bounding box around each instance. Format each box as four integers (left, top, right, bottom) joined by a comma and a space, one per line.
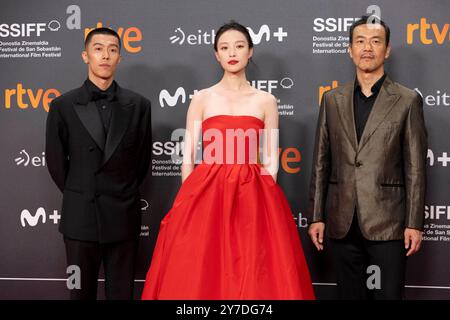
407, 18, 449, 45
20, 207, 61, 227
84, 22, 143, 53
318, 80, 340, 104
3, 83, 60, 112
169, 24, 288, 46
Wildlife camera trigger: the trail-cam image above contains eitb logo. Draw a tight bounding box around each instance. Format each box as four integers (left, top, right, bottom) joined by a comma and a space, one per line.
169, 25, 288, 46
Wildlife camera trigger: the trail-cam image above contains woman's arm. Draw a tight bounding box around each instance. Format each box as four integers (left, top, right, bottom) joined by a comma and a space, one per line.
181, 92, 204, 183
262, 94, 279, 182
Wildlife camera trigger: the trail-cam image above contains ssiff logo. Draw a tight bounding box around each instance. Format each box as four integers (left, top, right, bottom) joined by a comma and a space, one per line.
0, 21, 61, 37
0, 4, 83, 37
425, 205, 450, 220
313, 17, 360, 32
0, 4, 82, 37
313, 6, 381, 33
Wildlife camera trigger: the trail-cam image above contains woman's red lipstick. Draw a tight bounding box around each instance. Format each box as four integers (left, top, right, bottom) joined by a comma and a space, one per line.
228, 60, 238, 65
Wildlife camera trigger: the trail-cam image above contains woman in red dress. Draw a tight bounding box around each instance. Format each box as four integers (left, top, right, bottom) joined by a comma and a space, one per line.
142, 21, 315, 300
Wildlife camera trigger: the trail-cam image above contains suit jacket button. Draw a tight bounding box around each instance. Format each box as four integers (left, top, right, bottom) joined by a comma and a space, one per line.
95, 193, 100, 198
355, 161, 362, 167
89, 147, 95, 152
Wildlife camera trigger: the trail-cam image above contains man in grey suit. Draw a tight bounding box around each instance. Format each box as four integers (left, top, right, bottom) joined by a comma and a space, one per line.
307, 16, 427, 299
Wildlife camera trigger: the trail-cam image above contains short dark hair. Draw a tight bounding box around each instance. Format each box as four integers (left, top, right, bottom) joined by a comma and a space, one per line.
349, 15, 390, 45
214, 20, 254, 51
85, 27, 121, 51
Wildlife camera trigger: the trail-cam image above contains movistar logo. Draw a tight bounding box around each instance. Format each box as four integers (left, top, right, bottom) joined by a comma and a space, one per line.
20, 207, 61, 227
159, 87, 187, 107
20, 208, 46, 227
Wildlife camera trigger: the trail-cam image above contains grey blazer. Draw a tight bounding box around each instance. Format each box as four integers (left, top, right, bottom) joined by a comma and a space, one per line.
307, 76, 427, 241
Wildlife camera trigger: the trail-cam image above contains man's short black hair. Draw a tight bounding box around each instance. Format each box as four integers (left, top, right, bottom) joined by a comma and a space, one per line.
349, 15, 390, 46
85, 27, 121, 51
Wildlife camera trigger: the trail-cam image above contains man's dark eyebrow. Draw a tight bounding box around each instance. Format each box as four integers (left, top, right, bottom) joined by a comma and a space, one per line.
354, 35, 383, 39
92, 42, 119, 48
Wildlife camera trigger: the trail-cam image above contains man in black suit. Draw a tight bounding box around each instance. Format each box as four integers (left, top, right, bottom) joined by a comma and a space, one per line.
46, 27, 152, 299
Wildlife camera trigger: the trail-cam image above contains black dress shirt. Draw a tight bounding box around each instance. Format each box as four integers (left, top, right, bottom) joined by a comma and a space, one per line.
353, 73, 386, 142
84, 79, 117, 134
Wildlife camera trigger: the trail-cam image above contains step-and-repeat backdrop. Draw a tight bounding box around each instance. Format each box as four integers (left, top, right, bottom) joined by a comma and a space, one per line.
0, 0, 448, 299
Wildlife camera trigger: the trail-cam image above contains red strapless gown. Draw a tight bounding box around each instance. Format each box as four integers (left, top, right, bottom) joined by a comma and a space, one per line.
142, 115, 315, 299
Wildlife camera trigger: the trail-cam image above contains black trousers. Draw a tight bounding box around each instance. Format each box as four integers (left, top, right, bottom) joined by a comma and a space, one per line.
329, 214, 407, 300
64, 236, 138, 300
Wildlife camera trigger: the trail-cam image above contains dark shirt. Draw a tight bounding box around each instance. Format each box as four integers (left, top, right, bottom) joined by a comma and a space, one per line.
353, 73, 386, 142
84, 79, 117, 134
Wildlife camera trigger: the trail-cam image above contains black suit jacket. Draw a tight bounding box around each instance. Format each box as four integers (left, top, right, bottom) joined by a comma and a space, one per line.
46, 82, 152, 243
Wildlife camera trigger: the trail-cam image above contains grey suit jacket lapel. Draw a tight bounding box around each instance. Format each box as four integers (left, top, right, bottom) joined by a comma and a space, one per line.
336, 83, 358, 152
357, 76, 400, 152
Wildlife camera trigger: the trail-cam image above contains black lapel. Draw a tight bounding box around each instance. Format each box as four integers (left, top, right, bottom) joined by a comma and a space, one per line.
101, 85, 135, 166
72, 85, 106, 151
357, 76, 400, 152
